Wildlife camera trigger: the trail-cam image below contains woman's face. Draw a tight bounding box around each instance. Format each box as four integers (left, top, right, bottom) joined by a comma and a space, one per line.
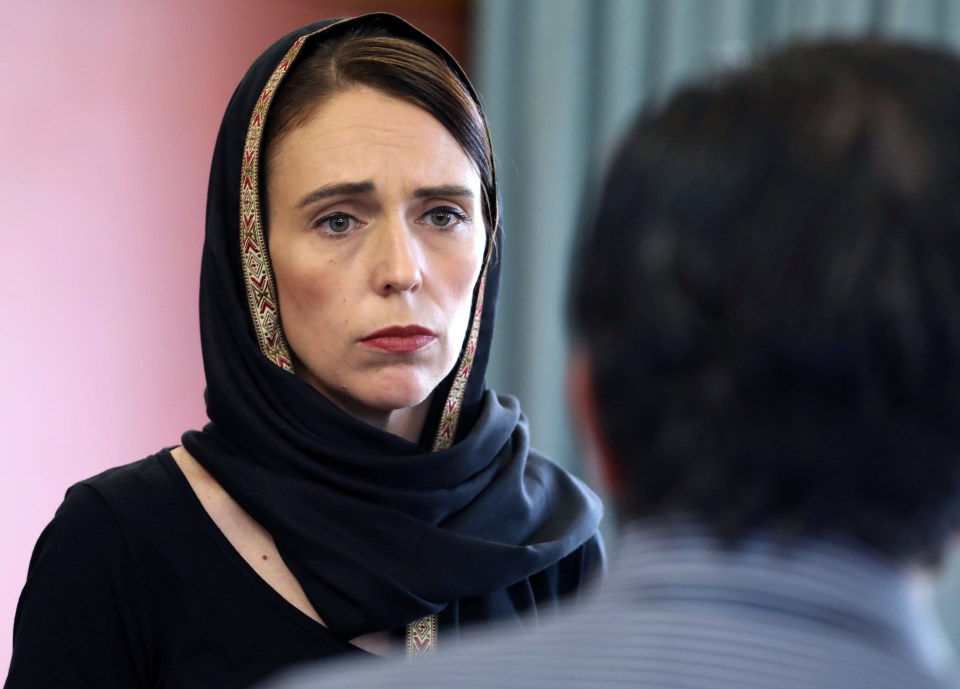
266, 86, 486, 431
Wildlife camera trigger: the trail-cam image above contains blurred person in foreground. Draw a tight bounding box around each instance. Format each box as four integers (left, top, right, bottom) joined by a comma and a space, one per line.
261, 38, 960, 689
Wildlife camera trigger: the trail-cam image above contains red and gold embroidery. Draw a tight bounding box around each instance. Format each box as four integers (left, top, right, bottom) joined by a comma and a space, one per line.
405, 613, 439, 658
432, 273, 487, 452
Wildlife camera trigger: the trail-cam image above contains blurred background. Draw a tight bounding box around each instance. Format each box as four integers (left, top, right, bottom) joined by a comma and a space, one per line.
4, 0, 960, 678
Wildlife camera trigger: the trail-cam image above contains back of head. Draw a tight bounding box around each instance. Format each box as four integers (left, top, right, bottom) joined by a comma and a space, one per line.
570, 39, 960, 565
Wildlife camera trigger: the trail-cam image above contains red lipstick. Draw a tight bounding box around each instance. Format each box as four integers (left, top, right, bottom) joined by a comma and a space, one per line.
359, 325, 436, 354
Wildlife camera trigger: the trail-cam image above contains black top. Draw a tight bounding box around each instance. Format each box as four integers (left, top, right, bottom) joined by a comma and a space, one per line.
5, 450, 604, 689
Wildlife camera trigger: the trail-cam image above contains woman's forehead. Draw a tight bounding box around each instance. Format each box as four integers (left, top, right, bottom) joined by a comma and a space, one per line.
267, 88, 482, 199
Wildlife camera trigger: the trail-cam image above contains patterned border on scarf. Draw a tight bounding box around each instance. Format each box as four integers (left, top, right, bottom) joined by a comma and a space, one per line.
405, 612, 439, 658
239, 34, 311, 373
432, 274, 486, 451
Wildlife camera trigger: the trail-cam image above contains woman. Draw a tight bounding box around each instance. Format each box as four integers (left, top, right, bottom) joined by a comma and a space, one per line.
5, 13, 603, 689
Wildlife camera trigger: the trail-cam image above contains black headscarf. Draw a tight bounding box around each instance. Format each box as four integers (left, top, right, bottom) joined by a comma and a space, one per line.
182, 13, 601, 640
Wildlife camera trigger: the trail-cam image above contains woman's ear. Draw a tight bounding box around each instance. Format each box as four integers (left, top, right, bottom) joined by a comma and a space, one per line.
566, 347, 626, 500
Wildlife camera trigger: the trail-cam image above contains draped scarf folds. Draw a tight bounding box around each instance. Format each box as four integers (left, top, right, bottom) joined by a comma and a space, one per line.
182, 13, 602, 640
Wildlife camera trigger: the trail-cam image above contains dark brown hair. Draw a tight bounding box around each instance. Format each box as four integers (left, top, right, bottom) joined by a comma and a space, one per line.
263, 26, 495, 235
570, 40, 960, 566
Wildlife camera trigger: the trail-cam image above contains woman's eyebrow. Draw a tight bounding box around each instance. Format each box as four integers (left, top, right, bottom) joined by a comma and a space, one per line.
295, 181, 374, 209
414, 185, 474, 199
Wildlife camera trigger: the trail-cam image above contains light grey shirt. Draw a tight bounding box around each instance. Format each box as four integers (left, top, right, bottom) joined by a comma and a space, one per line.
260, 522, 959, 689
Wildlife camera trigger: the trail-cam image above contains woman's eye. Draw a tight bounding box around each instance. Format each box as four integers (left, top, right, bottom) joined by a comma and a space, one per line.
430, 211, 453, 227
423, 207, 466, 229
316, 213, 355, 234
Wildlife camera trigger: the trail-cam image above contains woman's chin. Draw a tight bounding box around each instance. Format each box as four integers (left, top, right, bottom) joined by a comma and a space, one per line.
327, 383, 435, 424
294, 364, 444, 435
363, 369, 442, 411
342, 388, 435, 441
362, 388, 434, 416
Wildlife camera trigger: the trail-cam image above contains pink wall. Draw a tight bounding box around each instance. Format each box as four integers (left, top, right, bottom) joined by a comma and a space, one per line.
0, 0, 467, 679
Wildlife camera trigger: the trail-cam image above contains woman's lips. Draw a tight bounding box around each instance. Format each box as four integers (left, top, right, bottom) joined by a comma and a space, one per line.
358, 325, 437, 354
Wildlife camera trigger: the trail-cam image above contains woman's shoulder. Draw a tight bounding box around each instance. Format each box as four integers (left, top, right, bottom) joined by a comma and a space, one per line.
13, 452, 184, 638
23, 453, 179, 580
49, 448, 191, 553
69, 447, 181, 511
77, 447, 176, 490
7, 459, 171, 688
15, 449, 207, 644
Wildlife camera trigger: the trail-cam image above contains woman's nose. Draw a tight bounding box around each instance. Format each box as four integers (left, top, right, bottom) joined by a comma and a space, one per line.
369, 217, 423, 295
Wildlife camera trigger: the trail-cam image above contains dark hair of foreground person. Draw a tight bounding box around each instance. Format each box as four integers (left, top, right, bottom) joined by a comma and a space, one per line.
572, 39, 960, 566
